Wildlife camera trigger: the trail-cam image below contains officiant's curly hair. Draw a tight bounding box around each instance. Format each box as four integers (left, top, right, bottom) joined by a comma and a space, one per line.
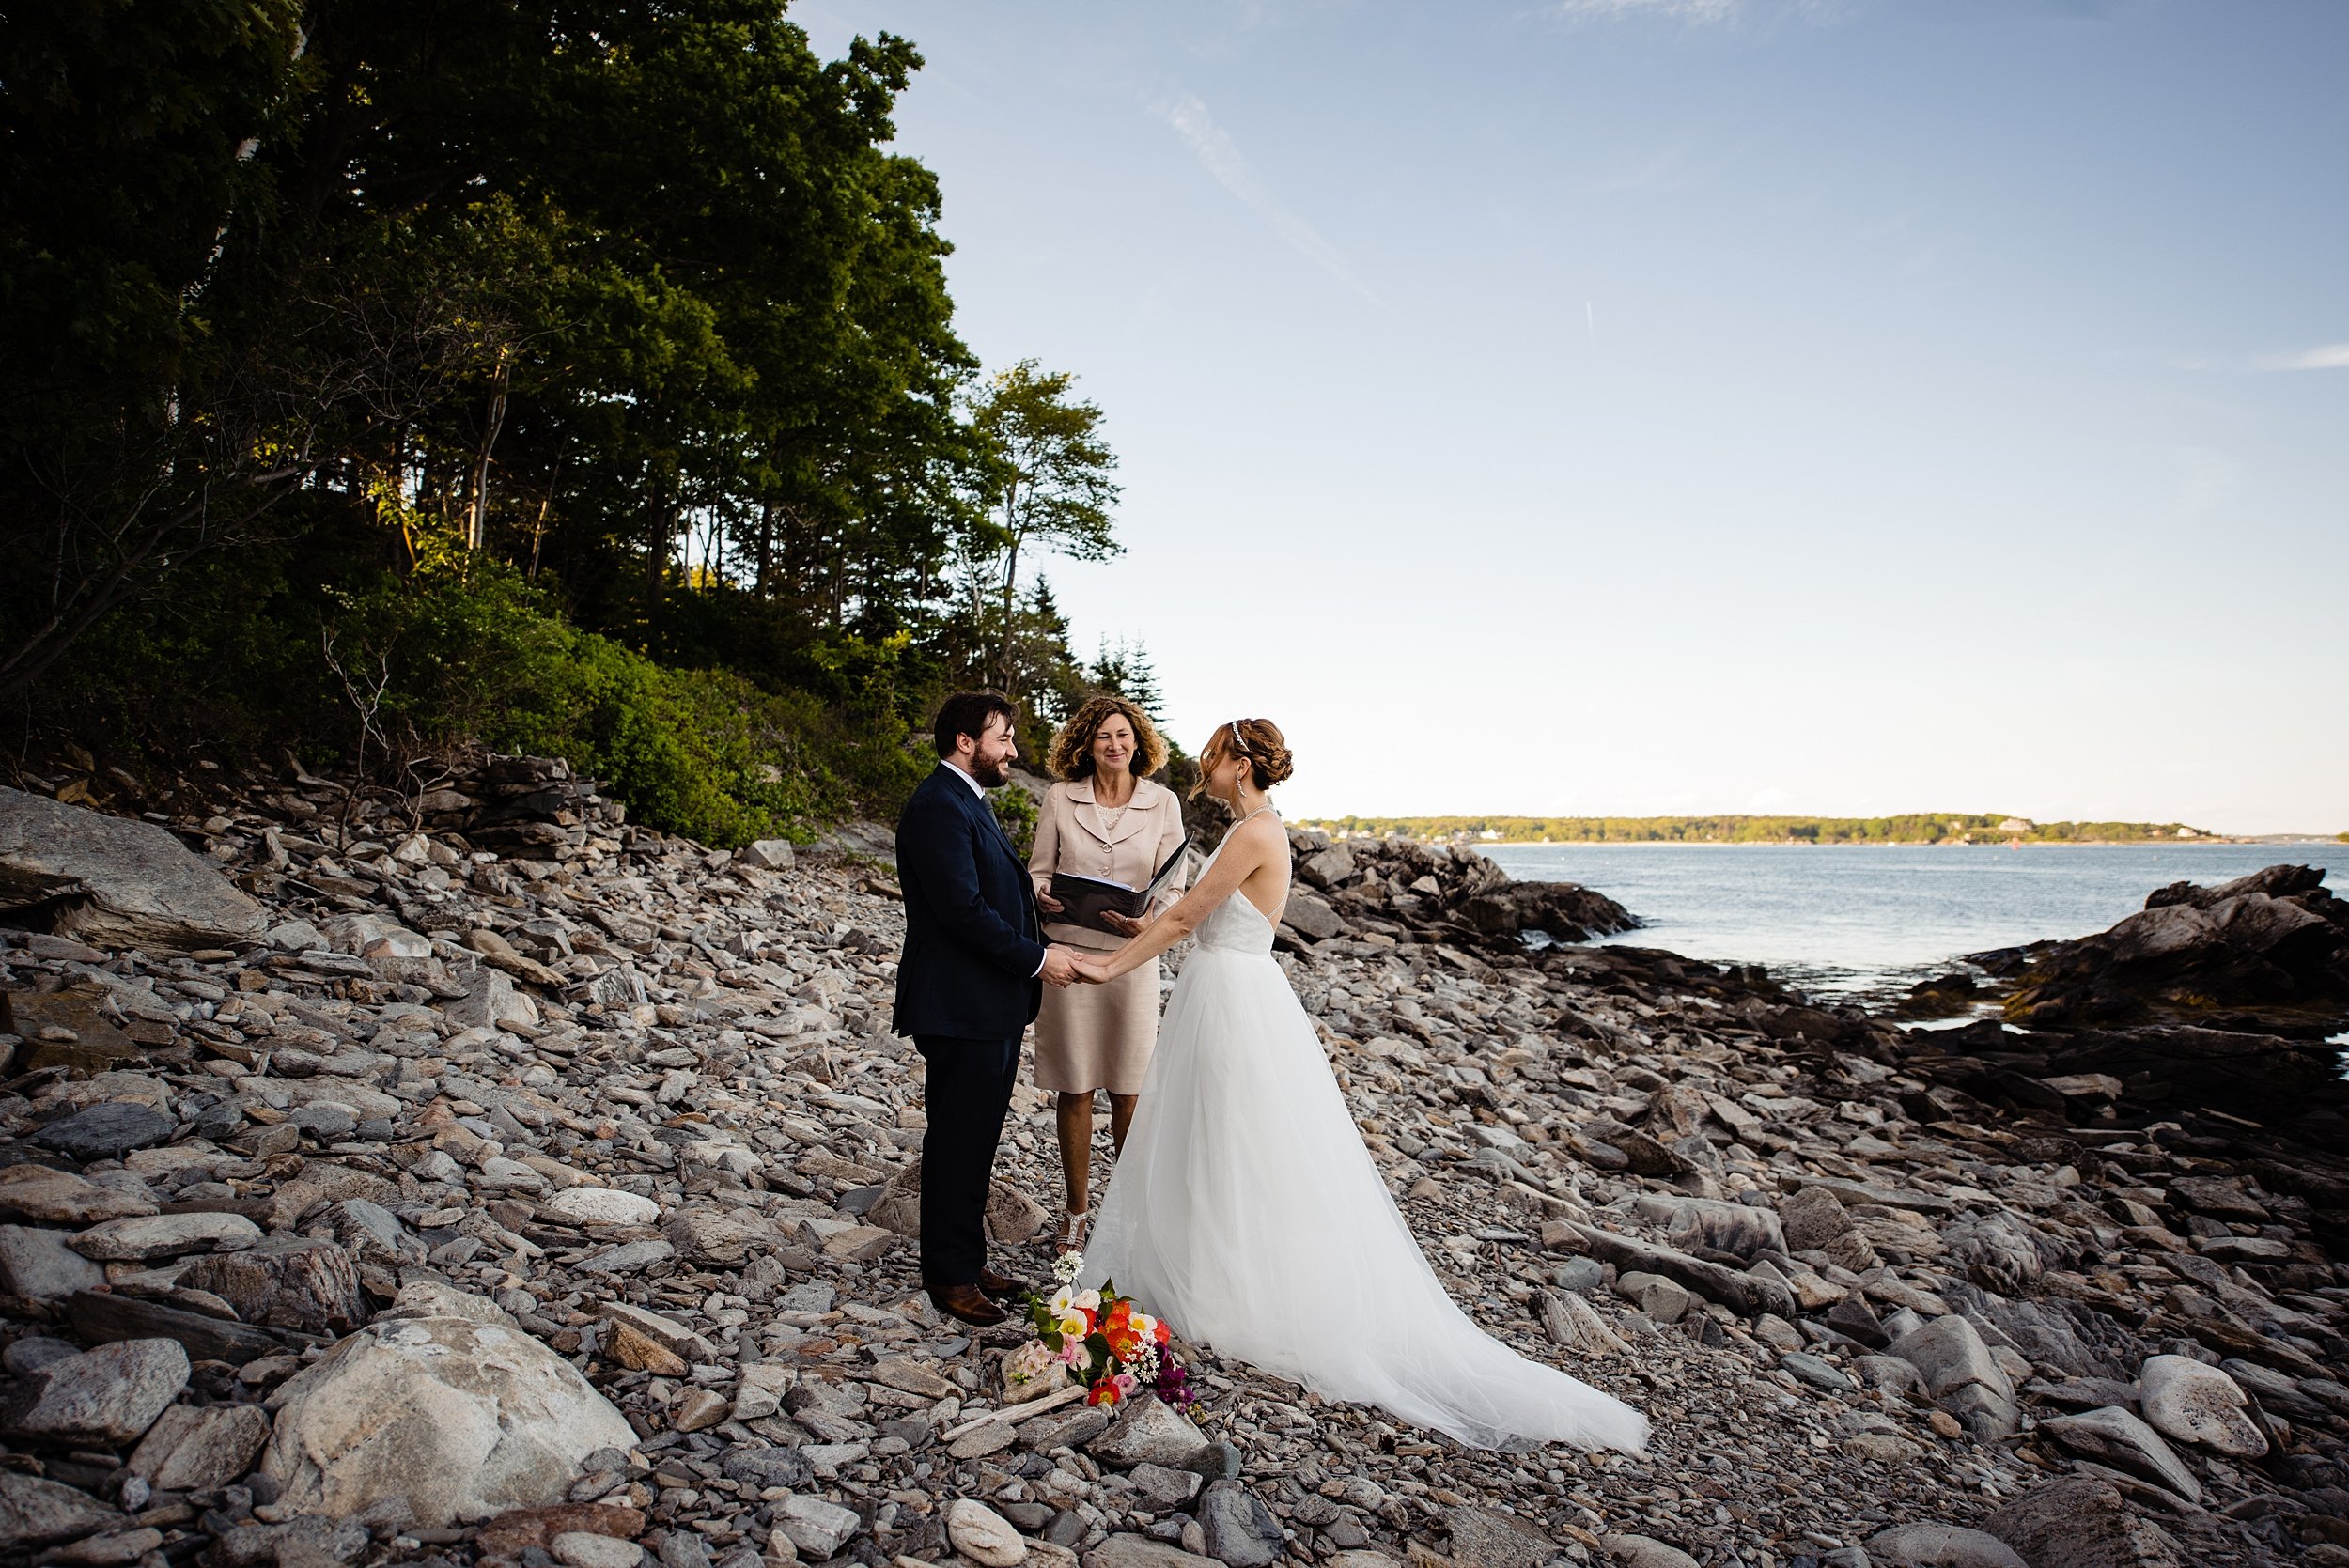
1048, 693, 1168, 781
1194, 717, 1294, 797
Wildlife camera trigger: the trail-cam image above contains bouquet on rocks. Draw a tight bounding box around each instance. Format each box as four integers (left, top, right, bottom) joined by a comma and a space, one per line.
1003, 1251, 1196, 1411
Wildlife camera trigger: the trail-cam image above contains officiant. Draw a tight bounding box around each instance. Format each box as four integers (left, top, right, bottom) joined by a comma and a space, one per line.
1027, 693, 1188, 1251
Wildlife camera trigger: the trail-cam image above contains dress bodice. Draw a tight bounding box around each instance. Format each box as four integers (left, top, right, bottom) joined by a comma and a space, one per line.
1191, 838, 1279, 956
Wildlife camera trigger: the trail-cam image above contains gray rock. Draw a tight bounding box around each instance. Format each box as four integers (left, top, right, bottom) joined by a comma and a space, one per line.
1128, 1463, 1202, 1508
260, 1293, 636, 1528
770, 1494, 861, 1558
1198, 1480, 1283, 1567
1081, 1538, 1220, 1568
3, 1337, 80, 1376
2135, 1354, 2266, 1458
1782, 1352, 1857, 1393
67, 1209, 262, 1261
1612, 1269, 1691, 1323
1779, 1185, 1855, 1251
1863, 1522, 2029, 1568
0, 1223, 108, 1300
1446, 1504, 1564, 1568
0, 1468, 121, 1548
548, 1187, 661, 1227
1280, 888, 1345, 940
1946, 1212, 2056, 1295
1, 1337, 188, 1444
1631, 1192, 1786, 1259
445, 969, 538, 1032
0, 1163, 159, 1223
739, 840, 796, 872
720, 1448, 813, 1492
1851, 1355, 1926, 1399
657, 1532, 715, 1568
1551, 1256, 1605, 1294
942, 1498, 1024, 1567
30, 1102, 176, 1162
552, 1533, 644, 1568
291, 1102, 358, 1140
1889, 1312, 2019, 1434
1087, 1393, 1213, 1469
1985, 1477, 2187, 1568
1597, 1534, 1699, 1568
2036, 1406, 2202, 1503
0, 786, 268, 948
1889, 1314, 2010, 1402
1572, 1224, 1798, 1320
129, 1405, 275, 1491
1020, 1404, 1113, 1452
578, 1238, 675, 1275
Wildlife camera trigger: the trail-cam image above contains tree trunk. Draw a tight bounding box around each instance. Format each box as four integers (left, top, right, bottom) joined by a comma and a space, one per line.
465, 349, 512, 553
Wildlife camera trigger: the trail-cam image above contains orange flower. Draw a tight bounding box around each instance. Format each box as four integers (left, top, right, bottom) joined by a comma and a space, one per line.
1086, 1374, 1123, 1407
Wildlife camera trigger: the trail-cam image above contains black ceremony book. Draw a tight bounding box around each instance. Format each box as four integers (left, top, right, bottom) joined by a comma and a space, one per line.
1048, 834, 1192, 936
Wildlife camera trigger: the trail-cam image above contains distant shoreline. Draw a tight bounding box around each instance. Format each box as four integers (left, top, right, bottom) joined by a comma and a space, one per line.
1299, 812, 2344, 849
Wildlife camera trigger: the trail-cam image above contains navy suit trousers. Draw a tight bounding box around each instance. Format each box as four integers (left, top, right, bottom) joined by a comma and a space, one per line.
915, 1031, 1022, 1287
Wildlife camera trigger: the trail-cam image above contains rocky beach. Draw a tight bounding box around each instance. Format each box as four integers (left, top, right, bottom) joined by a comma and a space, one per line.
0, 762, 2342, 1568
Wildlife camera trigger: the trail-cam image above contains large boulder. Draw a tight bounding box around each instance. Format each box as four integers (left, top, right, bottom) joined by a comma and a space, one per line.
0, 786, 266, 948
0, 1469, 121, 1549
2136, 1355, 2267, 1458
1887, 1314, 2018, 1440
0, 1338, 188, 1445
1984, 1477, 2186, 1568
1999, 864, 2349, 1036
258, 1282, 635, 1528
2036, 1406, 2202, 1503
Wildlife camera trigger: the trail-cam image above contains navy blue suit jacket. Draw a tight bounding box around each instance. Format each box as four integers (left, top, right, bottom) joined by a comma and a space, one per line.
892, 765, 1048, 1038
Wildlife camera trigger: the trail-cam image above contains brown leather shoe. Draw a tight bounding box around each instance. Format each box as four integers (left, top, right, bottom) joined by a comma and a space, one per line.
977, 1266, 1031, 1301
928, 1282, 1007, 1327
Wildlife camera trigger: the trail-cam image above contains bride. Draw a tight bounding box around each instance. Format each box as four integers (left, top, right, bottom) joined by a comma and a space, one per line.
1069, 718, 1648, 1453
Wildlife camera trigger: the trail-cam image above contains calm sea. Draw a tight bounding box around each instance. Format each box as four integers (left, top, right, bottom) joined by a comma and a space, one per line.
1473, 842, 2346, 1009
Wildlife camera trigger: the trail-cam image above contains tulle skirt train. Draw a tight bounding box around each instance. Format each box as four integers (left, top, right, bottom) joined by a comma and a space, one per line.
1081, 943, 1648, 1453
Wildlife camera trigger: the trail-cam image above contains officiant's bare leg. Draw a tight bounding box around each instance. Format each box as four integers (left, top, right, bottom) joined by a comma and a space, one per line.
1055, 1092, 1096, 1220
1108, 1093, 1138, 1156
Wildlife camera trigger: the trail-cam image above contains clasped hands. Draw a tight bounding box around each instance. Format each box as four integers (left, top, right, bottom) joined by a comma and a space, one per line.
1039, 944, 1116, 987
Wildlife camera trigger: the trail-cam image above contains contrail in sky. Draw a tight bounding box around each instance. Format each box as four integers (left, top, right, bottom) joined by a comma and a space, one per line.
1155, 91, 1387, 311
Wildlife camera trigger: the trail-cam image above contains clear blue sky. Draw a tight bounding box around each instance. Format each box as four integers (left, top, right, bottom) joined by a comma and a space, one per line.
801, 0, 2347, 834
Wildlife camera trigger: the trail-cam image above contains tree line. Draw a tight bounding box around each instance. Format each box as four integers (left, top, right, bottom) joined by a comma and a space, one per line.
0, 0, 1145, 840
1308, 815, 2219, 846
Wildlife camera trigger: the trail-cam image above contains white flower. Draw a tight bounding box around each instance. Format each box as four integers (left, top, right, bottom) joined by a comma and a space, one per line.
1052, 1250, 1085, 1286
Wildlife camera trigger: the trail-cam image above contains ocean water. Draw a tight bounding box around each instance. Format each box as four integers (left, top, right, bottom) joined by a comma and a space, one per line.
1472, 841, 2346, 1008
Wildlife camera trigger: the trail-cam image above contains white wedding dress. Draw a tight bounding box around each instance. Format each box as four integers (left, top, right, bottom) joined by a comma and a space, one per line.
1081, 845, 1649, 1453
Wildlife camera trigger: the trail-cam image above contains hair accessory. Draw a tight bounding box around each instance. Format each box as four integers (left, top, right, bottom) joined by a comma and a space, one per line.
1229, 721, 1249, 756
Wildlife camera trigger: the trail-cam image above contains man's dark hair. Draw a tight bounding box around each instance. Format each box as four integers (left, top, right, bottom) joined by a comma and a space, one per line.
933, 691, 1019, 758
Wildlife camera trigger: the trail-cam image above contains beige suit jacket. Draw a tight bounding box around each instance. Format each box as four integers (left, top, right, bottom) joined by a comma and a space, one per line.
1028, 776, 1189, 952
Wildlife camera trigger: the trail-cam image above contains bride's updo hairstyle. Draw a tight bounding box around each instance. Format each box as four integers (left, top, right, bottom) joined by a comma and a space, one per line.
1191, 717, 1295, 800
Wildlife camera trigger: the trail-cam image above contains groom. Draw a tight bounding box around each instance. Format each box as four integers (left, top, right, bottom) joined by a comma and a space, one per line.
894, 691, 1081, 1326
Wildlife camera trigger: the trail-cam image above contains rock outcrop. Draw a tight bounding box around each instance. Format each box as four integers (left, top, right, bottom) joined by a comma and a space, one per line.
0, 785, 267, 947
1995, 862, 2349, 1034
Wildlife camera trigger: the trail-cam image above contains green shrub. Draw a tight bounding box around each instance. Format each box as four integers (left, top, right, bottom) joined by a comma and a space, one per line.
47, 553, 935, 848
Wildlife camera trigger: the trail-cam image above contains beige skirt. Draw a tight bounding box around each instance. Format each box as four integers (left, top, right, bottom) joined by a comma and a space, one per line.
1033, 955, 1162, 1096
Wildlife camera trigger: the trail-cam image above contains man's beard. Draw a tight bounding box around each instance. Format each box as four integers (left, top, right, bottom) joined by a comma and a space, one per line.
971, 755, 1012, 787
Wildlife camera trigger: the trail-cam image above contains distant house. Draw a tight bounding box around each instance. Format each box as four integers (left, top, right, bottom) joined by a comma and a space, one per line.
2176, 826, 2200, 839
1998, 817, 2034, 833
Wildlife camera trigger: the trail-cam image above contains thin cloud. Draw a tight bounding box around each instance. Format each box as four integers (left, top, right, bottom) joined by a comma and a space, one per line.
2253, 343, 2349, 372
1550, 0, 1741, 21
1154, 91, 1387, 310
